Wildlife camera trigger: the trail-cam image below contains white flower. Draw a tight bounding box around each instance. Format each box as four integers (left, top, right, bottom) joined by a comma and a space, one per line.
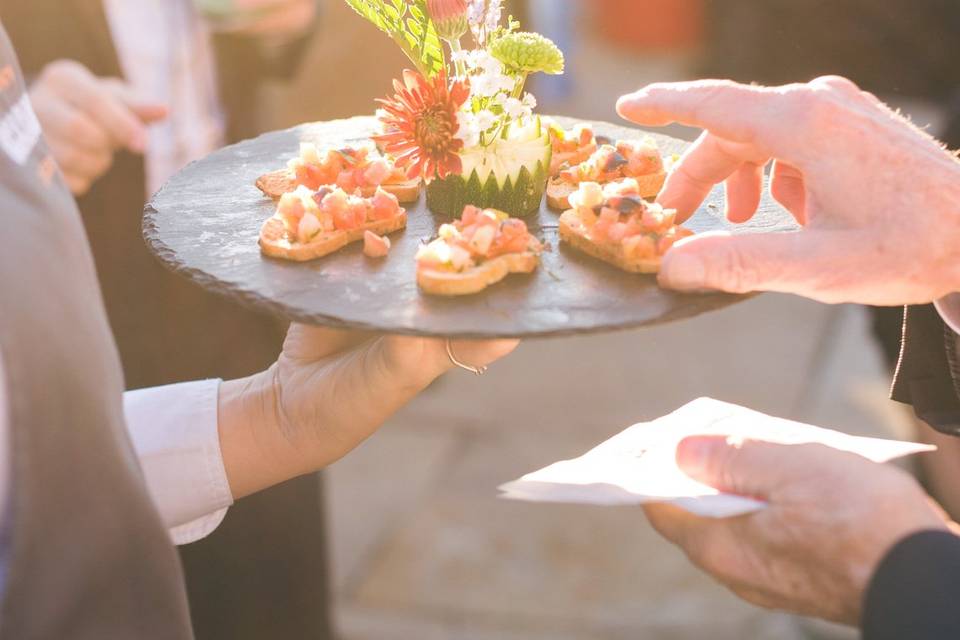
451, 49, 473, 65
522, 92, 537, 110
474, 109, 497, 131
467, 0, 485, 27
502, 97, 526, 120
455, 110, 481, 148
472, 50, 502, 75
471, 71, 505, 97
495, 73, 515, 94
485, 0, 502, 31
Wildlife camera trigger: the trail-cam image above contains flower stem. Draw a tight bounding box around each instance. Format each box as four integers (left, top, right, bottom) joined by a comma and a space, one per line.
511, 72, 529, 99
448, 38, 465, 77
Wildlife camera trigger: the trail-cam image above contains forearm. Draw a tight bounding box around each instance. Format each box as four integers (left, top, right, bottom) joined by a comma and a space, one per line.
862, 529, 960, 638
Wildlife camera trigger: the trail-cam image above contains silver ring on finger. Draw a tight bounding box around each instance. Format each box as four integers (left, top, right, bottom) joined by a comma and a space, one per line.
445, 339, 488, 376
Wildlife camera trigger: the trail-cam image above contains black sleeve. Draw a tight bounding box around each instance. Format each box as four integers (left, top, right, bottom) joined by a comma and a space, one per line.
862, 530, 960, 639
891, 305, 960, 435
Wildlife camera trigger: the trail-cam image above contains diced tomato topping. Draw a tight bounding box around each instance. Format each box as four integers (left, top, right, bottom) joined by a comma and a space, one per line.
297, 213, 322, 244
490, 231, 529, 256
363, 158, 391, 186
624, 217, 645, 237
319, 189, 349, 219
331, 198, 368, 230
579, 125, 594, 148
323, 150, 345, 175
336, 170, 359, 192
370, 188, 401, 221
461, 205, 482, 227
605, 222, 629, 244
468, 224, 496, 256
592, 219, 612, 242
624, 234, 657, 260
641, 208, 665, 232
363, 230, 391, 258
294, 163, 321, 191
598, 207, 620, 225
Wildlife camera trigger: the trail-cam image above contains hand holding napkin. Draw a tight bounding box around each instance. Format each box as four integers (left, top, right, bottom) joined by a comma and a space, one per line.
500, 397, 934, 518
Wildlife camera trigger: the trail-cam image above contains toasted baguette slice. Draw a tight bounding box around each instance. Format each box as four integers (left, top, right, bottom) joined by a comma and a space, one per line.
418, 247, 540, 296
260, 212, 407, 262
255, 169, 422, 203
558, 210, 660, 273
547, 171, 665, 211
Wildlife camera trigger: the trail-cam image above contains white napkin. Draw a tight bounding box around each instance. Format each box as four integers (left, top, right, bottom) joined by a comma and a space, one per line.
499, 397, 935, 518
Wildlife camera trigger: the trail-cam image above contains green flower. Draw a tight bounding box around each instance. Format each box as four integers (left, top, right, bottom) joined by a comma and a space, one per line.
490, 32, 564, 76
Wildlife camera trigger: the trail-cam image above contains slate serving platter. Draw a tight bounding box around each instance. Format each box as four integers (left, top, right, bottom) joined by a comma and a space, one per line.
144, 116, 797, 339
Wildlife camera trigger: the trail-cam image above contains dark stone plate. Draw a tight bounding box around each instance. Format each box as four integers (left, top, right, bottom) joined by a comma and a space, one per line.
144, 116, 796, 339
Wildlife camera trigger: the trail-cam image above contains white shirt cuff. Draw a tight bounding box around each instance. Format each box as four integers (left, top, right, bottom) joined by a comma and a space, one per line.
123, 379, 233, 545
934, 293, 960, 335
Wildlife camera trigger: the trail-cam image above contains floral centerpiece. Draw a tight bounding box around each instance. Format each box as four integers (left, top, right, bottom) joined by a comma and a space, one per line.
343, 0, 564, 217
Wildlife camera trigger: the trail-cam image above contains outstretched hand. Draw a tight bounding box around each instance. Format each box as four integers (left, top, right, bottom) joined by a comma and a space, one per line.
218, 324, 517, 498
617, 76, 960, 305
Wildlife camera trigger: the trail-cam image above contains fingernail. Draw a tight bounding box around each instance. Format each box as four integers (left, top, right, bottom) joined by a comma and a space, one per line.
659, 252, 706, 290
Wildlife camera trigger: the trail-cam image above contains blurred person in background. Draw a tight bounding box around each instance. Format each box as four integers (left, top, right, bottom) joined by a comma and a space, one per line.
700, 0, 960, 523
0, 1, 334, 638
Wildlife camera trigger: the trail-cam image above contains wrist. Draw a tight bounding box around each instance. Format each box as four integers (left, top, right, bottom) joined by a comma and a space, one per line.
217, 369, 314, 499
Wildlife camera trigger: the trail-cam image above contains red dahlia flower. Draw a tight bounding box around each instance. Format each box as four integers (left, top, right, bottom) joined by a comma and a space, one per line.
374, 69, 470, 182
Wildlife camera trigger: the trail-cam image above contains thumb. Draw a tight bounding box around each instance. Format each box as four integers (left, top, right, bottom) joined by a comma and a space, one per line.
676, 435, 794, 499
657, 229, 854, 298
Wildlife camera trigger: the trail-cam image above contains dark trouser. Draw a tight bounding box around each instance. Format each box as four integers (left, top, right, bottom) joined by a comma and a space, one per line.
180, 474, 333, 640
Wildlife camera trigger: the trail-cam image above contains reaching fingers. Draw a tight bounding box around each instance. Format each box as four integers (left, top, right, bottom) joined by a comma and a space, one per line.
657, 131, 768, 222
101, 79, 168, 124
30, 91, 112, 152
53, 68, 149, 153
724, 161, 765, 224
769, 160, 807, 224
656, 228, 868, 301
617, 79, 791, 151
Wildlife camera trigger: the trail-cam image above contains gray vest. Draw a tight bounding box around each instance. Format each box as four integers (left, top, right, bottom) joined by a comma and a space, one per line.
0, 26, 193, 639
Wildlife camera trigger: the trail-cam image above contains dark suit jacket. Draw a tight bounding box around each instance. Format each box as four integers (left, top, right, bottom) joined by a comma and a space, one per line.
0, 2, 332, 639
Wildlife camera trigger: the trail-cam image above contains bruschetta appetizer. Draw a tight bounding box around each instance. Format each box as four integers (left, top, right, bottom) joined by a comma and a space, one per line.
547, 121, 602, 176
547, 138, 666, 210
256, 142, 421, 203
259, 185, 407, 262
416, 206, 543, 296
558, 179, 692, 274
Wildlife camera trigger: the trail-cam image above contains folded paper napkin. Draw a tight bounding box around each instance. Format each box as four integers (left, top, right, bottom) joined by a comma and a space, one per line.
499, 397, 935, 518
